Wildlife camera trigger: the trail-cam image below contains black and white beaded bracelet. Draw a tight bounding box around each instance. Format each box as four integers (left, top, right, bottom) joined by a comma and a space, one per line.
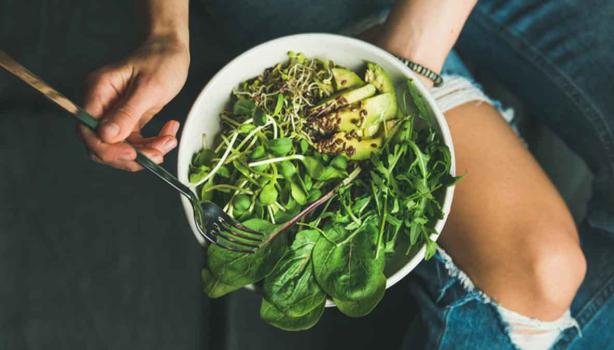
395, 56, 444, 87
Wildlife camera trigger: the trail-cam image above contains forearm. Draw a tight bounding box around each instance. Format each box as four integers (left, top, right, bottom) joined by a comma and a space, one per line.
136, 0, 189, 46
380, 0, 477, 76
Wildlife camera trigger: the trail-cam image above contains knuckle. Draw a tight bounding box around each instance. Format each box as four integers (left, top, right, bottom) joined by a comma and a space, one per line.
113, 106, 137, 124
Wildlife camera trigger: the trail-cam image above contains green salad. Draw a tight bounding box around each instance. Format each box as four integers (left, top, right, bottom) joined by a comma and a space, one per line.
189, 52, 458, 331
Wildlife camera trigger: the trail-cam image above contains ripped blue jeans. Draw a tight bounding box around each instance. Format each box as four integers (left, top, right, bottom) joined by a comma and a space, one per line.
401, 1, 614, 348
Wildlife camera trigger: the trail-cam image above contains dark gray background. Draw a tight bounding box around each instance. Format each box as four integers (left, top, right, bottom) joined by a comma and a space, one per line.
0, 1, 417, 349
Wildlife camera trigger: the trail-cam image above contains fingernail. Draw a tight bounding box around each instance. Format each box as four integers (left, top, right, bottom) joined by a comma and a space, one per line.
169, 121, 180, 134
161, 138, 177, 153
102, 122, 120, 138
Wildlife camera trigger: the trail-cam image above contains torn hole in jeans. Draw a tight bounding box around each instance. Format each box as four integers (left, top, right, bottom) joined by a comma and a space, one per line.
436, 248, 580, 350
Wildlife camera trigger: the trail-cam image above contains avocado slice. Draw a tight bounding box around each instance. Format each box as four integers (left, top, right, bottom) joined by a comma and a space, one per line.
365, 62, 397, 117
316, 132, 383, 160
365, 62, 395, 94
333, 67, 365, 90
309, 93, 397, 134
356, 119, 399, 138
309, 84, 376, 117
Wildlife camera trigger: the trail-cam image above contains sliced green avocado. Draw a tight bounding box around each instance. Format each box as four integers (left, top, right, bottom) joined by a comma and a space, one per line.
316, 132, 382, 161
356, 119, 399, 138
365, 62, 395, 94
309, 84, 376, 117
365, 62, 397, 117
309, 93, 397, 133
332, 67, 365, 90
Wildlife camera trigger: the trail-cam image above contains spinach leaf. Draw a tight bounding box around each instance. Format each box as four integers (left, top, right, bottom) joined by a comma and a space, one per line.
202, 267, 240, 298
334, 280, 385, 318
207, 219, 287, 287
312, 216, 386, 317
262, 230, 326, 317
260, 298, 325, 331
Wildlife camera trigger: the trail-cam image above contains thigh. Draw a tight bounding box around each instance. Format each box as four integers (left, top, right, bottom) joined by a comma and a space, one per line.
440, 101, 584, 320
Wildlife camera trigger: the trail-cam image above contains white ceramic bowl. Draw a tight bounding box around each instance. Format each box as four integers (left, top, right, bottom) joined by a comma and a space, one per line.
177, 33, 456, 303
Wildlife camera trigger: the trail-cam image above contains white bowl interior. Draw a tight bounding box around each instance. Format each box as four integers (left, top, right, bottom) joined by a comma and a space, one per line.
177, 33, 456, 304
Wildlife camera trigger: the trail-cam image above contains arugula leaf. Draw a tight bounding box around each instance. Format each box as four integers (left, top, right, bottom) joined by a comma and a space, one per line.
404, 79, 430, 121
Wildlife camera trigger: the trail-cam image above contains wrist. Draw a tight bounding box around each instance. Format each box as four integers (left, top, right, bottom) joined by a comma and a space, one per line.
145, 25, 189, 49
377, 23, 448, 74
142, 28, 191, 67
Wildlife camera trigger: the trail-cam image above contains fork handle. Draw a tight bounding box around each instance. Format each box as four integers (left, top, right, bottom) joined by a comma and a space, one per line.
0, 50, 195, 201
75, 110, 196, 200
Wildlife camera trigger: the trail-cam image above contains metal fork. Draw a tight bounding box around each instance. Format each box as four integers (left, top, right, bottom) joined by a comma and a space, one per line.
0, 50, 265, 253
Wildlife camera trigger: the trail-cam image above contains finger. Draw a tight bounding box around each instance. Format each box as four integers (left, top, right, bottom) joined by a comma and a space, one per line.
98, 78, 162, 144
112, 146, 165, 172
79, 125, 136, 166
82, 67, 124, 118
135, 135, 178, 155
159, 120, 180, 137
81, 125, 165, 172
126, 120, 180, 154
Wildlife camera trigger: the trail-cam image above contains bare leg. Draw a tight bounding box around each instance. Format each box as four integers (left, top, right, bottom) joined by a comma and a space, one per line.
440, 101, 586, 320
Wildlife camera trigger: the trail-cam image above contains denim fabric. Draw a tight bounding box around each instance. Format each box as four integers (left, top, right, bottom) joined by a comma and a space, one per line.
199, 0, 614, 348
459, 0, 614, 236
402, 252, 516, 349
457, 1, 614, 349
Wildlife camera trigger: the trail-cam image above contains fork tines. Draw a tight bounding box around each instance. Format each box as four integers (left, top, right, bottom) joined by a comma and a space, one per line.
212, 215, 266, 253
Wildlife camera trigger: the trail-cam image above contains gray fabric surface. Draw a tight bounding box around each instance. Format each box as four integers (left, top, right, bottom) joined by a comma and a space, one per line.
0, 1, 417, 349
0, 1, 208, 349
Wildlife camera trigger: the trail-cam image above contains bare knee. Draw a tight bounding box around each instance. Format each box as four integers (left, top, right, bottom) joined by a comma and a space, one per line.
523, 224, 586, 318
457, 220, 586, 321
482, 221, 587, 320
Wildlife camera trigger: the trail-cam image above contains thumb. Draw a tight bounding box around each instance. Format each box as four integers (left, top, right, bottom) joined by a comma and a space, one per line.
98, 81, 161, 143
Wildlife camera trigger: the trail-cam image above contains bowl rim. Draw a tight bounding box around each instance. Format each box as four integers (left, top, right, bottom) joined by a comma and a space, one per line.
177, 32, 456, 300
